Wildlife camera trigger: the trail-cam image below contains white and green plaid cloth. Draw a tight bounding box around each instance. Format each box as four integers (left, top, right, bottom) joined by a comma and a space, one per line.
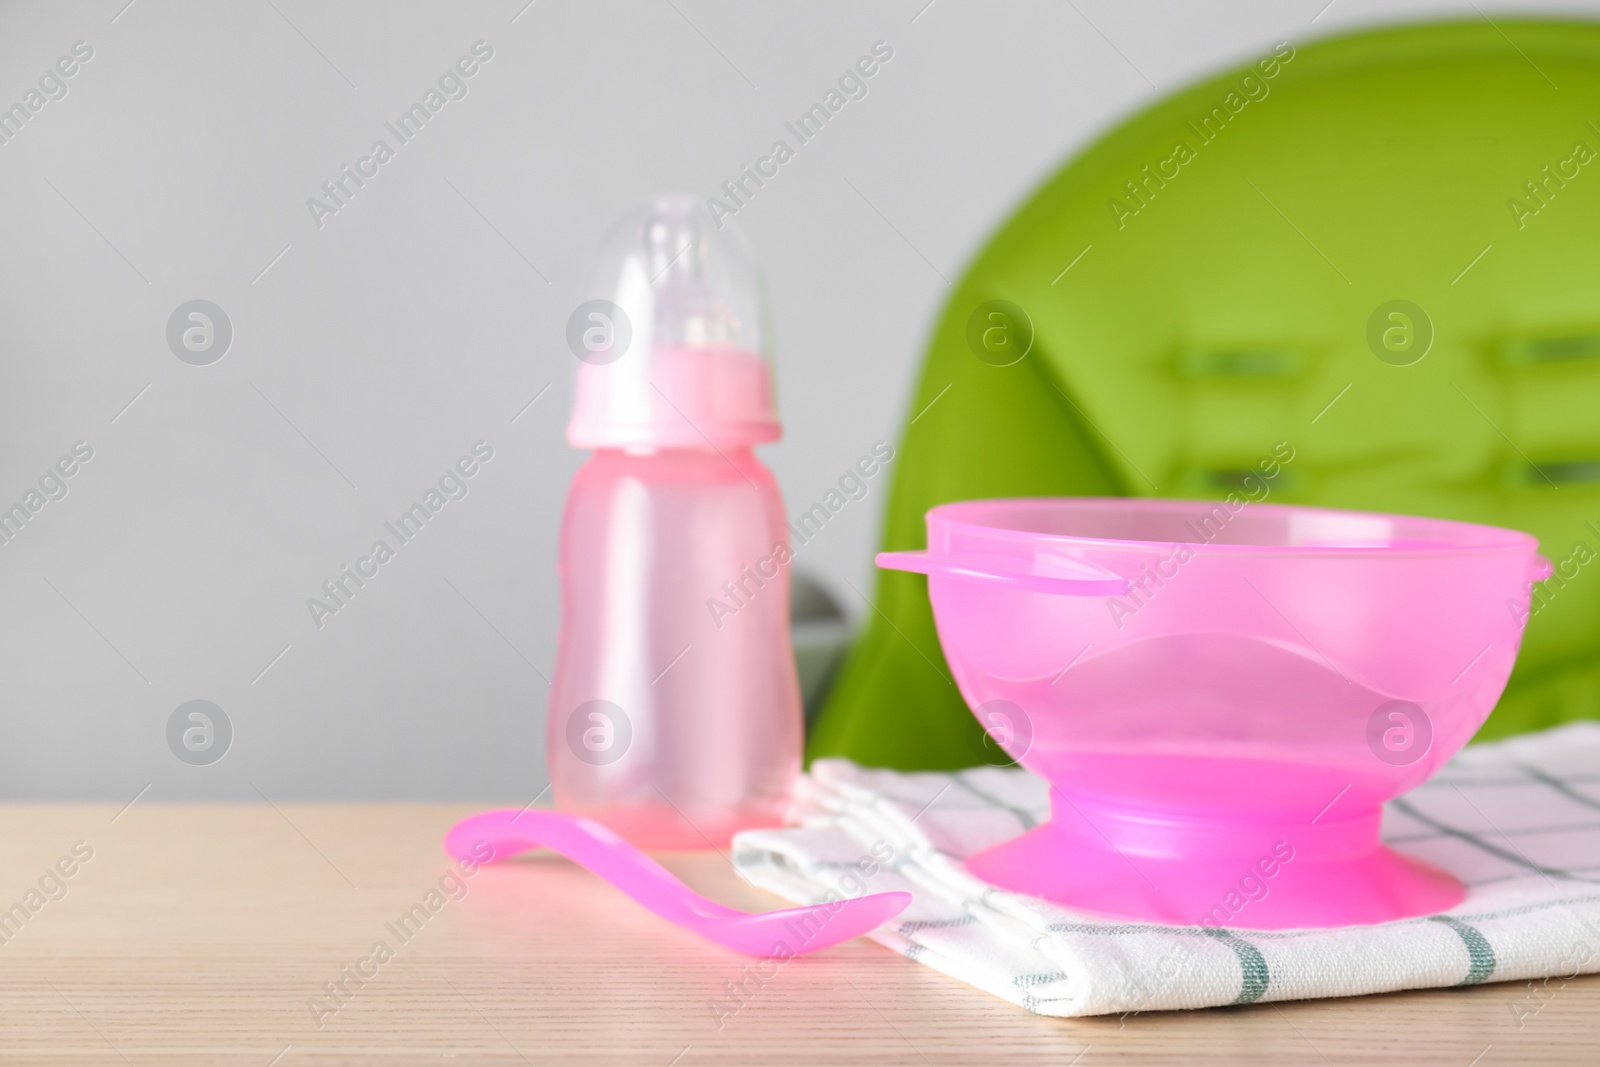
731, 723, 1600, 1016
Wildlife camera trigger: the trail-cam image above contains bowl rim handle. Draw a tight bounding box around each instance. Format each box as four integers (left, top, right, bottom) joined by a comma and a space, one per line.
875, 550, 1130, 597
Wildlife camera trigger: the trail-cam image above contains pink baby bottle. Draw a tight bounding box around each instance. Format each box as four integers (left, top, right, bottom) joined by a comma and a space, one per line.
549, 196, 802, 849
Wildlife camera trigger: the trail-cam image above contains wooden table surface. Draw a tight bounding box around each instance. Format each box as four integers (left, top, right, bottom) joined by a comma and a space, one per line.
1, 803, 1596, 1066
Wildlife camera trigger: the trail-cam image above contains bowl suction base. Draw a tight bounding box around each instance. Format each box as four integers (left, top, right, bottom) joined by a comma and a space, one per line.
964, 800, 1464, 930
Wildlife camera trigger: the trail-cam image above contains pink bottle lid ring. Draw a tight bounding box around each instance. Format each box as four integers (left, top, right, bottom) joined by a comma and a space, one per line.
568, 196, 779, 450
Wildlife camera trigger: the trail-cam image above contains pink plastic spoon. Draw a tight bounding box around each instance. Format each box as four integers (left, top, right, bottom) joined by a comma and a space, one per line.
443, 808, 910, 956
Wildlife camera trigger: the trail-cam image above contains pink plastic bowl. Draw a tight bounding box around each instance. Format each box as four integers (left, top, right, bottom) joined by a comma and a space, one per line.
879, 498, 1550, 929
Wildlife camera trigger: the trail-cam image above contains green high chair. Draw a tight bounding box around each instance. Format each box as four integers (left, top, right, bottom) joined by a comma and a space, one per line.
809, 18, 1600, 771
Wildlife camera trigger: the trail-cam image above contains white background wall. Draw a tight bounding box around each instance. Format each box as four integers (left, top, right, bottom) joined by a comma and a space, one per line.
0, 0, 1590, 800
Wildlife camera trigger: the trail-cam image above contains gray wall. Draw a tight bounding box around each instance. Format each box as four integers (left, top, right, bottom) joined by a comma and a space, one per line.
0, 0, 1587, 800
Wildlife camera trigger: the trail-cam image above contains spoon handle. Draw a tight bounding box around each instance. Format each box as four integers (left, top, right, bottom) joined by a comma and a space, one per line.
442, 808, 910, 956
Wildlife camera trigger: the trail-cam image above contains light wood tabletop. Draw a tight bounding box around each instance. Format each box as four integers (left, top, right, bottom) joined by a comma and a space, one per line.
1, 802, 1595, 1066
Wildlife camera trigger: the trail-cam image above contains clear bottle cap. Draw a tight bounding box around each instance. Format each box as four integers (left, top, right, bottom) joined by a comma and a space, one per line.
567, 196, 779, 450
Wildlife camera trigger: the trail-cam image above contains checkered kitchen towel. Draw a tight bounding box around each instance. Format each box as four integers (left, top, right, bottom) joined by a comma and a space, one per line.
731, 724, 1600, 1016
